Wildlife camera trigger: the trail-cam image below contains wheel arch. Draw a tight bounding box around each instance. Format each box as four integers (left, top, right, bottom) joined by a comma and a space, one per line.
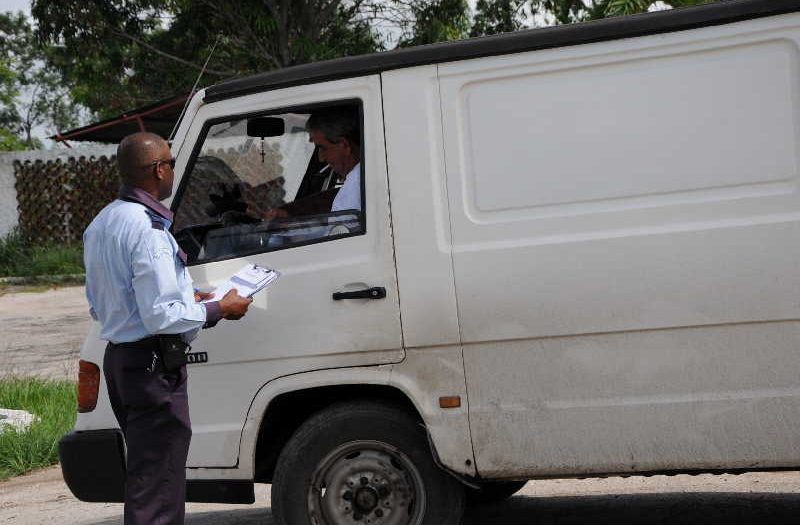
254, 382, 420, 482
236, 357, 476, 483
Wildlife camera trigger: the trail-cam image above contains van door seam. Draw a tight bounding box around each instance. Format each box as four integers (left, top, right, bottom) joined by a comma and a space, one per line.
379, 73, 407, 355
435, 63, 479, 474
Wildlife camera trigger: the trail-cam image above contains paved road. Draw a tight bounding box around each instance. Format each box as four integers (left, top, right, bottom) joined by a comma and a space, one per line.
2, 286, 800, 524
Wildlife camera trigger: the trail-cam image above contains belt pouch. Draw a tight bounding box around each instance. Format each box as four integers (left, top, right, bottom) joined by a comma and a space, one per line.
158, 335, 189, 372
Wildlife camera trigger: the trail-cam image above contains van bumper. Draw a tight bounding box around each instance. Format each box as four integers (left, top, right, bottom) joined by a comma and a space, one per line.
59, 429, 126, 502
58, 429, 256, 504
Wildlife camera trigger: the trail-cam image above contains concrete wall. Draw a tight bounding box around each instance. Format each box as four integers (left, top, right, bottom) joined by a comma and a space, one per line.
0, 146, 116, 238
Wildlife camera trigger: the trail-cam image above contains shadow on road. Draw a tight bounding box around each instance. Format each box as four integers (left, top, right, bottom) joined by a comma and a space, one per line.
82, 492, 800, 524
89, 507, 272, 525
464, 492, 800, 524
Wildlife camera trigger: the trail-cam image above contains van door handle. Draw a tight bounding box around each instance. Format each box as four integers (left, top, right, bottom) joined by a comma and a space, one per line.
332, 287, 386, 300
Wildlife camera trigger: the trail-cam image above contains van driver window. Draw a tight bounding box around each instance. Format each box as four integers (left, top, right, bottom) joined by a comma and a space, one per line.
172, 103, 364, 264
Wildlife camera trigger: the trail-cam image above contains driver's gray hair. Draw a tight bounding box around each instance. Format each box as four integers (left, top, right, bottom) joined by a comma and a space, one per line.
306, 106, 360, 148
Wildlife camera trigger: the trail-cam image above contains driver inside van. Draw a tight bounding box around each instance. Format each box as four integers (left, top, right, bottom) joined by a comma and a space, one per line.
308, 107, 362, 213
264, 106, 361, 219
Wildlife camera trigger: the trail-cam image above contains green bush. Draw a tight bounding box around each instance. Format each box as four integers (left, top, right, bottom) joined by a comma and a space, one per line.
0, 229, 83, 278
0, 377, 77, 480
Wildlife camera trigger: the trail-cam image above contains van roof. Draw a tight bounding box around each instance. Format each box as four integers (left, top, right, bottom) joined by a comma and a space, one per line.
205, 0, 800, 103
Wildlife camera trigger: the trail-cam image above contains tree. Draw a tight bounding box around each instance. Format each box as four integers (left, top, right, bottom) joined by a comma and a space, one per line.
194, 0, 380, 69
526, 0, 715, 26
0, 12, 80, 150
603, 0, 715, 18
29, 0, 719, 124
467, 0, 716, 36
33, 0, 221, 118
32, 0, 382, 119
471, 0, 527, 37
391, 0, 472, 47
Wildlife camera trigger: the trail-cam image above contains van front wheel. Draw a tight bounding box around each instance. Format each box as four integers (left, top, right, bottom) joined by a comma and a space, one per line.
272, 401, 465, 525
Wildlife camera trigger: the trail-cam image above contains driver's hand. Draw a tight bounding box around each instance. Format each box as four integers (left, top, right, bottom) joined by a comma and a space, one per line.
263, 207, 289, 220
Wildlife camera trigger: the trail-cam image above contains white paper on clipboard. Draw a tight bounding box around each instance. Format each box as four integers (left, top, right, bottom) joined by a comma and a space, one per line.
202, 264, 280, 301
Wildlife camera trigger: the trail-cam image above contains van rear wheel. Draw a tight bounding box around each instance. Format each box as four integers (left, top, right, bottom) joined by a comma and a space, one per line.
271, 401, 464, 525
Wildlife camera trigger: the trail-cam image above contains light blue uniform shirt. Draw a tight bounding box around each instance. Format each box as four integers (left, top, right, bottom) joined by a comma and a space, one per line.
84, 191, 212, 344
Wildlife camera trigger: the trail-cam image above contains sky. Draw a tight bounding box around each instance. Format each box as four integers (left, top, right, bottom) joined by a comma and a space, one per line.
2, 0, 30, 17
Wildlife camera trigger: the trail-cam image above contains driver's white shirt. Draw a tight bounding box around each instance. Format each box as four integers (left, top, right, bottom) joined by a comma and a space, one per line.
331, 163, 361, 212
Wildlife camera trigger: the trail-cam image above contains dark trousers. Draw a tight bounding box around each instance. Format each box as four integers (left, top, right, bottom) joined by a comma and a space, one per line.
104, 341, 192, 525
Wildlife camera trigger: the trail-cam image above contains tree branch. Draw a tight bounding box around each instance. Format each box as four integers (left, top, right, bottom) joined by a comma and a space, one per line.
109, 28, 236, 77
201, 0, 282, 70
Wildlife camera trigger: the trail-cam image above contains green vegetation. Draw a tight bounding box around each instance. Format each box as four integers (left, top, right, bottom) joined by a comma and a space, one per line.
27, 0, 716, 123
1, 12, 79, 151
0, 229, 83, 278
0, 377, 77, 480
1, 1, 717, 149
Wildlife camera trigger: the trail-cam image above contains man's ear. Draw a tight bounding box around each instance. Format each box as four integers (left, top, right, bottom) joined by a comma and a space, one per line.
342, 137, 358, 158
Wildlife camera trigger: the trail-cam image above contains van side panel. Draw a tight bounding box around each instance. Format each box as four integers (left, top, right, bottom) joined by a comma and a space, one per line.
439, 14, 800, 476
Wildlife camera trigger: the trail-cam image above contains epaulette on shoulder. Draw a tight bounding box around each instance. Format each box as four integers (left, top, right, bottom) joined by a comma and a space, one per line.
144, 210, 166, 231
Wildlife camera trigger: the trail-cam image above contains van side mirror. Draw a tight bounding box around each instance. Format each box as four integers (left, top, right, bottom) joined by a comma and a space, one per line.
247, 117, 284, 137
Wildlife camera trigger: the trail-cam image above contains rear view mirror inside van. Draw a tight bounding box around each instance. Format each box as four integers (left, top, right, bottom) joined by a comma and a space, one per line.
247, 117, 284, 137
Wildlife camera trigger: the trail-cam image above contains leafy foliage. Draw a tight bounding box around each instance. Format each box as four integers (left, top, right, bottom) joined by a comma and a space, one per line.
471, 0, 528, 37
396, 0, 472, 47
32, 0, 383, 118
26, 0, 719, 124
0, 12, 81, 150
525, 0, 714, 26
0, 229, 84, 278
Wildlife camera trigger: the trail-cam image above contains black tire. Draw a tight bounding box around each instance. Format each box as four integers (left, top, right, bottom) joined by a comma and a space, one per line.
465, 480, 526, 506
272, 401, 465, 525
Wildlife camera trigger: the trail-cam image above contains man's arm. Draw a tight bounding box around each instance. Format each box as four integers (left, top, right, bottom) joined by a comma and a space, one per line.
131, 228, 217, 334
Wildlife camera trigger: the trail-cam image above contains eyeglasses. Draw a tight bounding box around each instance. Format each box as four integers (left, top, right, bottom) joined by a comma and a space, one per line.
150, 157, 176, 169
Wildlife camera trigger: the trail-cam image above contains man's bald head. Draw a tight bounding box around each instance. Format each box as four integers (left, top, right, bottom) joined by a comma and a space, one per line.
117, 132, 176, 200
117, 132, 168, 186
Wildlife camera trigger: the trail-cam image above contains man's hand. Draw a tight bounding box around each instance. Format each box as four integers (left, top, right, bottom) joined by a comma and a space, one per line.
195, 290, 215, 302
219, 289, 253, 320
263, 207, 289, 220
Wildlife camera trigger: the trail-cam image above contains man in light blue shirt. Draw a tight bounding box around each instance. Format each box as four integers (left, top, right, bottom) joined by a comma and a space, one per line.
84, 132, 252, 525
306, 107, 362, 213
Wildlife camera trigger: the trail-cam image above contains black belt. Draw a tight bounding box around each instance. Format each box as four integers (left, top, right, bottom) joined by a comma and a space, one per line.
110, 334, 182, 349
110, 334, 190, 371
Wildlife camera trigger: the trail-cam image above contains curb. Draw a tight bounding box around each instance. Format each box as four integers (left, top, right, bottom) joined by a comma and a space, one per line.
0, 274, 85, 285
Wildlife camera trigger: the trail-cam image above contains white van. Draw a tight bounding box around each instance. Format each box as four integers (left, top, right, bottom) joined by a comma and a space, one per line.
60, 1, 800, 523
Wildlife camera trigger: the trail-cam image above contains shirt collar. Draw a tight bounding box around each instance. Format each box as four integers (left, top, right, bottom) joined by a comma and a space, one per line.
346, 162, 361, 180
118, 185, 174, 223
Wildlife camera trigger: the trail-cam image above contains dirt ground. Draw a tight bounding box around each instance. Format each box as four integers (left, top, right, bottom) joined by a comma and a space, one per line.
0, 285, 90, 380
1, 286, 799, 524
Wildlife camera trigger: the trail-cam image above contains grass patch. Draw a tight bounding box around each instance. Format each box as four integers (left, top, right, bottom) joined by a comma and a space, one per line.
0, 229, 83, 278
0, 377, 76, 480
